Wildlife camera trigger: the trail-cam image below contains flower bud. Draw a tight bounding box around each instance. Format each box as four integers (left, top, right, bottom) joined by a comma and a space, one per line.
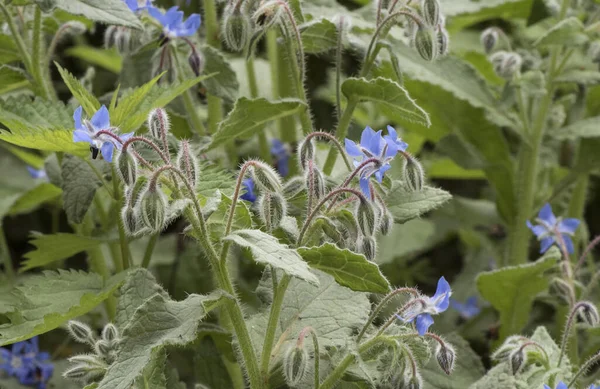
188, 49, 204, 77
421, 0, 441, 27
102, 323, 119, 343
317, 216, 345, 245
491, 51, 522, 79
549, 277, 574, 305
407, 373, 423, 389
437, 27, 449, 56
148, 108, 170, 140
379, 208, 394, 236
577, 301, 600, 327
63, 21, 87, 36
298, 138, 315, 171
283, 176, 305, 198
403, 155, 425, 192
283, 345, 309, 387
68, 354, 107, 370
358, 235, 377, 261
139, 186, 167, 233
251, 162, 283, 193
68, 320, 95, 345
435, 342, 455, 375
63, 362, 107, 382
94, 339, 118, 364
121, 206, 138, 236
414, 25, 438, 62
223, 4, 252, 52
481, 27, 499, 54
356, 199, 377, 237
305, 162, 326, 201
509, 348, 526, 375
104, 25, 117, 49
116, 150, 137, 186
114, 27, 132, 53
177, 141, 199, 187
258, 191, 287, 231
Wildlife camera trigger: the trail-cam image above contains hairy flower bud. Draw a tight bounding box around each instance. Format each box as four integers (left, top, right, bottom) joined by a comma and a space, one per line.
509, 348, 526, 375
298, 138, 315, 171
101, 323, 119, 343
188, 49, 204, 77
283, 176, 305, 198
490, 51, 522, 79
356, 199, 377, 237
113, 27, 132, 53
305, 163, 326, 202
435, 343, 456, 375
437, 27, 449, 56
379, 208, 394, 236
421, 0, 441, 27
577, 301, 600, 327
251, 162, 283, 193
359, 235, 377, 260
116, 150, 137, 186
63, 364, 100, 382
403, 155, 425, 192
68, 354, 107, 369
481, 27, 499, 54
549, 277, 574, 305
177, 141, 199, 187
63, 21, 87, 37
223, 4, 252, 52
283, 345, 309, 387
407, 373, 423, 389
414, 25, 438, 61
139, 186, 167, 233
148, 108, 170, 140
68, 321, 95, 345
125, 176, 148, 209
258, 191, 287, 231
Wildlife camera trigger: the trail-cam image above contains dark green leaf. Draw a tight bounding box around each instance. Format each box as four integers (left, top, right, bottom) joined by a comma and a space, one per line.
20, 233, 102, 272
202, 45, 239, 102
386, 184, 452, 224
61, 155, 102, 224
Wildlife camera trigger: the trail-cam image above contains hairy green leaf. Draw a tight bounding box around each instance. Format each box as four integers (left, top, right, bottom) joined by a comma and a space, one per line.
534, 17, 588, 47
550, 116, 600, 140
20, 233, 103, 272
298, 243, 390, 293
0, 66, 30, 94
202, 45, 239, 102
111, 73, 163, 128
52, 0, 142, 29
0, 35, 19, 65
61, 155, 102, 224
196, 162, 236, 197
301, 18, 338, 54
386, 184, 452, 224
134, 349, 168, 389
441, 0, 533, 32
206, 192, 253, 241
224, 230, 319, 285
8, 183, 62, 216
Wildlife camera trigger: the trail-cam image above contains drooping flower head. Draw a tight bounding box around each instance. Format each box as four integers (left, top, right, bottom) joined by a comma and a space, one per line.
148, 6, 201, 38
0, 337, 54, 389
450, 297, 480, 320
240, 178, 257, 203
124, 0, 152, 12
271, 139, 290, 178
527, 203, 580, 254
397, 276, 452, 336
345, 126, 407, 198
73, 105, 133, 163
27, 167, 47, 180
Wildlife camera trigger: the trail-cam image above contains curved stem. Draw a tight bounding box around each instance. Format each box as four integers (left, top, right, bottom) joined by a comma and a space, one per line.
111, 165, 131, 269
121, 135, 170, 163
304, 131, 352, 171
326, 157, 381, 212
558, 301, 588, 366
323, 98, 357, 175
575, 234, 600, 275
567, 351, 600, 388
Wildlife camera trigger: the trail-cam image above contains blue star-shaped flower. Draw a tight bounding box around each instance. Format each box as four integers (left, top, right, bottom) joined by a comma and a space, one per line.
397, 276, 452, 336
240, 178, 257, 203
73, 105, 133, 163
271, 139, 290, 177
124, 0, 152, 12
544, 383, 568, 389
0, 337, 53, 389
527, 203, 580, 254
26, 167, 47, 180
450, 297, 480, 319
345, 126, 405, 197
148, 6, 201, 38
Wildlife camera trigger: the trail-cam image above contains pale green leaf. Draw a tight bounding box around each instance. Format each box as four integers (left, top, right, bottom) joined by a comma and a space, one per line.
0, 270, 126, 346
224, 229, 319, 285
111, 73, 163, 127
555, 70, 600, 85
55, 63, 101, 116
61, 155, 102, 224
0, 66, 30, 94
135, 349, 167, 389
202, 45, 239, 102
342, 77, 431, 127
0, 35, 19, 65
8, 183, 62, 216
96, 291, 228, 389
301, 18, 338, 54
534, 17, 588, 47
440, 0, 533, 32
206, 192, 253, 241
115, 268, 169, 329
386, 184, 452, 224
298, 243, 390, 293
196, 162, 236, 197
476, 249, 560, 340
209, 98, 306, 149
66, 46, 123, 74
53, 0, 142, 29
550, 116, 600, 140
20, 233, 103, 272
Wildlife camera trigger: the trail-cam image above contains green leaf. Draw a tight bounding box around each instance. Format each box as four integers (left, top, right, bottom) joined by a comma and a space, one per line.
550, 116, 600, 140
534, 17, 588, 47
8, 183, 62, 216
0, 270, 126, 346
386, 184, 452, 224
202, 45, 239, 102
342, 77, 430, 127
196, 162, 236, 197
52, 0, 142, 29
555, 70, 600, 85
223, 229, 319, 285
114, 268, 169, 329
209, 98, 306, 149
61, 155, 102, 224
476, 249, 559, 340
96, 291, 228, 389
206, 192, 253, 241
135, 349, 168, 389
441, 0, 533, 32
298, 243, 390, 293
0, 66, 30, 94
193, 337, 234, 389
20, 233, 103, 272
0, 35, 19, 65
55, 63, 101, 115
111, 73, 163, 128
301, 18, 338, 54
66, 46, 123, 74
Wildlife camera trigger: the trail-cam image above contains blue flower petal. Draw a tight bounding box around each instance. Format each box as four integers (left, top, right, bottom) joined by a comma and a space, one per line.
27, 167, 46, 179
556, 383, 569, 389
526, 220, 546, 238
559, 218, 580, 235
73, 129, 93, 144
562, 234, 575, 254
147, 5, 164, 22
73, 106, 84, 132
387, 125, 397, 140
538, 203, 557, 227
240, 178, 257, 203
344, 139, 363, 157
540, 236, 555, 253
415, 313, 434, 336
101, 142, 114, 162
360, 126, 375, 150
432, 276, 451, 312
91, 105, 110, 130
359, 177, 371, 198
178, 13, 201, 36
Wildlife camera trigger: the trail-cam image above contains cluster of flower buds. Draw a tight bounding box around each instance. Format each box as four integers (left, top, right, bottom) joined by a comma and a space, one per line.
480, 27, 523, 79
104, 26, 136, 53
64, 321, 121, 383
408, 0, 450, 61
249, 161, 288, 230
491, 335, 550, 375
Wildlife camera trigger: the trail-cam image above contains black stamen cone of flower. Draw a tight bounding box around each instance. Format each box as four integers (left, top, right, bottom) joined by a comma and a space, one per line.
177, 141, 200, 188
576, 301, 600, 327
359, 235, 377, 261
67, 320, 95, 345
298, 138, 315, 172
480, 27, 499, 54
251, 161, 283, 193
356, 198, 377, 237
283, 344, 309, 387
223, 3, 252, 52
403, 154, 425, 192
139, 185, 167, 233
148, 108, 170, 140
435, 342, 456, 375
259, 191, 287, 231
414, 25, 438, 62
188, 49, 204, 77
509, 348, 526, 375
283, 176, 305, 199
421, 0, 441, 27
116, 149, 137, 186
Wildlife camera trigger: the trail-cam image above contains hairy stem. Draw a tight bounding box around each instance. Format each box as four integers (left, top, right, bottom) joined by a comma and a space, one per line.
0, 226, 14, 284
141, 233, 159, 268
